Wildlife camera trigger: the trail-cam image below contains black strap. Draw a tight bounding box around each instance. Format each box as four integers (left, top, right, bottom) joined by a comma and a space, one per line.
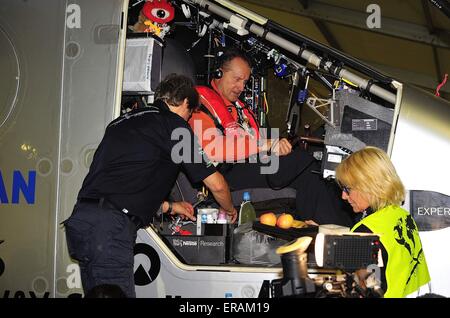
365, 79, 375, 94
199, 104, 225, 135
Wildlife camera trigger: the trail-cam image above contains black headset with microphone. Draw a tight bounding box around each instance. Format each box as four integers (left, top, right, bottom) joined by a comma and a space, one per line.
212, 68, 223, 79
211, 47, 252, 80
211, 51, 225, 79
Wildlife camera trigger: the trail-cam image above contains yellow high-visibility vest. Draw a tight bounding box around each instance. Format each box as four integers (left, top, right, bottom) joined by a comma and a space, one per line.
352, 205, 430, 297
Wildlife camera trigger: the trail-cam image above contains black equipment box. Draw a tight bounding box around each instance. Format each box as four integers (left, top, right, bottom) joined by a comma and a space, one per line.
320, 234, 380, 270
163, 224, 233, 265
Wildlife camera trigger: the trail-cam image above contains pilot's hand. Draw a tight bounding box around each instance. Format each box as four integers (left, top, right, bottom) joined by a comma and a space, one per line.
271, 138, 292, 156
171, 201, 196, 221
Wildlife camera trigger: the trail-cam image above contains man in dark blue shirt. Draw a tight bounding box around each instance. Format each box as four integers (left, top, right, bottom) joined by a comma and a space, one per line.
64, 74, 237, 297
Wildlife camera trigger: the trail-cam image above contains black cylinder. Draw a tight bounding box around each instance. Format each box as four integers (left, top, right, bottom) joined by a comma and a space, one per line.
281, 250, 308, 279
280, 250, 308, 295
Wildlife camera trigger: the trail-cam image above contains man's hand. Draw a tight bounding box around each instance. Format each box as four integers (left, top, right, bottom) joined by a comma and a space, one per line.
203, 172, 235, 218
171, 201, 196, 221
271, 138, 292, 156
304, 219, 319, 226
222, 207, 238, 224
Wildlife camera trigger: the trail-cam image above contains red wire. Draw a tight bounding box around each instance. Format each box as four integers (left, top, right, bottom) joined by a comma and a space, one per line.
435, 74, 448, 97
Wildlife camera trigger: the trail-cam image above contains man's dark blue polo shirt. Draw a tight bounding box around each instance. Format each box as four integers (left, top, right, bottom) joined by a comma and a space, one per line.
78, 100, 215, 225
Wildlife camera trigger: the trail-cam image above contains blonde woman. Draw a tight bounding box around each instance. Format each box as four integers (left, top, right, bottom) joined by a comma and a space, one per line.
335, 146, 430, 298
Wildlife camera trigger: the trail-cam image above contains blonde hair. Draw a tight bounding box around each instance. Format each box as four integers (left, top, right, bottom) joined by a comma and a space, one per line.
335, 146, 405, 211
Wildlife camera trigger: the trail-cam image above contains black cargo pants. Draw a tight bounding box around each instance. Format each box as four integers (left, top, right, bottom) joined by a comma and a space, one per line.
63, 201, 138, 298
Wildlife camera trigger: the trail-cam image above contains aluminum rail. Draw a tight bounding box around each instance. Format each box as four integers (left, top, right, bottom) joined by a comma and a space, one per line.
184, 0, 397, 104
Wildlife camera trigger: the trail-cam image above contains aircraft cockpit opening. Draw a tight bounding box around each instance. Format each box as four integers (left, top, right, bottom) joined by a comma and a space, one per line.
0, 0, 449, 299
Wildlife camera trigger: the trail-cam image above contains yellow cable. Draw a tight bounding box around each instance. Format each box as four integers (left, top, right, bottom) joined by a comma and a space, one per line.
333, 80, 340, 89
342, 78, 358, 87
263, 92, 269, 114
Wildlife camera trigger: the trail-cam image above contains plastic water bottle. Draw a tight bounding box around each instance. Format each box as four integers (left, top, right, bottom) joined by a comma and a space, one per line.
238, 192, 256, 226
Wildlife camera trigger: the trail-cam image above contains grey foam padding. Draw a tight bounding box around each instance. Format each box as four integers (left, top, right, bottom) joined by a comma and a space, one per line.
341, 107, 391, 151
325, 90, 394, 152
336, 90, 394, 124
